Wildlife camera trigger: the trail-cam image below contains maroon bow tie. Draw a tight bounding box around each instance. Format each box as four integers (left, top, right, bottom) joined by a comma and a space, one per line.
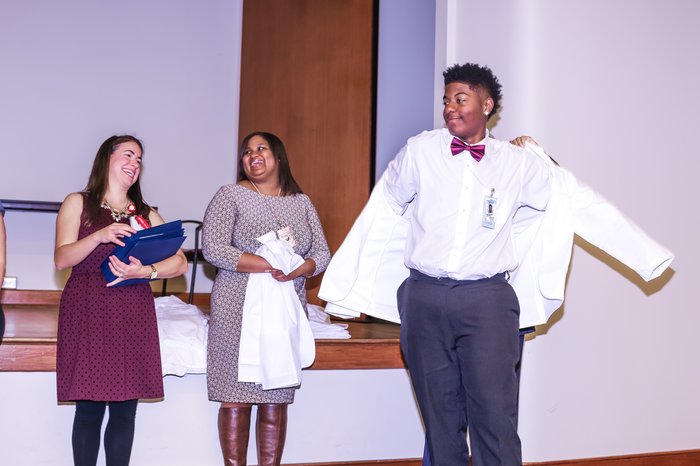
450, 137, 485, 161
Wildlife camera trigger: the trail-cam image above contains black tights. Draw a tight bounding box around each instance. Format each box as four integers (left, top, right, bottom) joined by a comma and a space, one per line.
0, 303, 5, 344
72, 400, 138, 466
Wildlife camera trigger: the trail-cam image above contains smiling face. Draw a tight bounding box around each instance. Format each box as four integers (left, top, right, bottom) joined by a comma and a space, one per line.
442, 81, 493, 143
108, 140, 142, 190
240, 135, 280, 185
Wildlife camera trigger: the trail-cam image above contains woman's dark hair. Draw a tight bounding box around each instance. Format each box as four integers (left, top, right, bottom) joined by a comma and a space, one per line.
237, 131, 303, 196
443, 63, 503, 119
83, 135, 150, 225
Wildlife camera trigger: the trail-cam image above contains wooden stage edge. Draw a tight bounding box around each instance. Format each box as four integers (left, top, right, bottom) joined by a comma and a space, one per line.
0, 289, 405, 372
288, 449, 700, 466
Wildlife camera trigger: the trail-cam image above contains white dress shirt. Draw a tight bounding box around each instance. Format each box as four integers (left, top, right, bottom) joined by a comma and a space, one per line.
383, 128, 551, 280
319, 143, 673, 328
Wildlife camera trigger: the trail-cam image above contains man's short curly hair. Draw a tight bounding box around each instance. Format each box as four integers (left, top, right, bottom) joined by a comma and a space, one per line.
443, 63, 502, 118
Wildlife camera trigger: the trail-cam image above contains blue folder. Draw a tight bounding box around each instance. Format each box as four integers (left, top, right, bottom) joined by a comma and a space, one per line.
100, 220, 186, 286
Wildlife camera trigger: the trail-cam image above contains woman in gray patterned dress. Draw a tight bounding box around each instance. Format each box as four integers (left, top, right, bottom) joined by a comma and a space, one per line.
202, 132, 330, 465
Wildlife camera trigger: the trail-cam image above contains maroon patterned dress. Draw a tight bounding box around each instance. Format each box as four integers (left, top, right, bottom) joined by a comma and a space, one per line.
56, 200, 163, 402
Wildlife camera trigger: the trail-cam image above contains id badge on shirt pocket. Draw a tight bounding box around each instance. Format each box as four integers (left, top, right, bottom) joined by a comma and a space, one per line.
482, 188, 497, 229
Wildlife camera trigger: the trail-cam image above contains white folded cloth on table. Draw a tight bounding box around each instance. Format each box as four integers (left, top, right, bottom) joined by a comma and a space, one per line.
155, 295, 209, 377
307, 304, 350, 339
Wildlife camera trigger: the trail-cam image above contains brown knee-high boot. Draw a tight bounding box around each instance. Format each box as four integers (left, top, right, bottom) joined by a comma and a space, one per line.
218, 403, 252, 466
255, 403, 288, 466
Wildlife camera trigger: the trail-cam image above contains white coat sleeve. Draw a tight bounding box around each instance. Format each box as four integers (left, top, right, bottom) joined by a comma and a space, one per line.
564, 167, 674, 281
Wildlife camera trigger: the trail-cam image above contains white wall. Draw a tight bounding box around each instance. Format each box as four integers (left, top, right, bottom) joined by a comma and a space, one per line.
0, 370, 424, 465
5, 0, 694, 463
436, 0, 699, 461
0, 0, 243, 292
375, 0, 436, 181
0, 0, 240, 215
0, 1, 427, 464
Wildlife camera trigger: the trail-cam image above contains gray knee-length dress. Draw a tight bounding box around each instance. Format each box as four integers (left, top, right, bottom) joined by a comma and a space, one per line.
202, 184, 330, 403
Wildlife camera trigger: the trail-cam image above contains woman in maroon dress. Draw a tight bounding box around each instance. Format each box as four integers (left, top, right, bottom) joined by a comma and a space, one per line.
54, 135, 187, 466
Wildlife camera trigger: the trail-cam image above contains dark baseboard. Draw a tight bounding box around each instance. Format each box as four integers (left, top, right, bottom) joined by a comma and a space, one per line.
286, 461, 420, 466
285, 449, 700, 466
524, 448, 700, 465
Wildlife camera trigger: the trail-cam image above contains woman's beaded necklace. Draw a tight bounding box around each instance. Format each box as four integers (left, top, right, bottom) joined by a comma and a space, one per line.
101, 199, 135, 222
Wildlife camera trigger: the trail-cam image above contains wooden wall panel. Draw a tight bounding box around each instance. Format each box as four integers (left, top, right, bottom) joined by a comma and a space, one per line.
238, 0, 375, 301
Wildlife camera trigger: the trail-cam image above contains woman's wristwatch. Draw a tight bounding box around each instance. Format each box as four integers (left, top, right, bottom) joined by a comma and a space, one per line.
148, 264, 158, 280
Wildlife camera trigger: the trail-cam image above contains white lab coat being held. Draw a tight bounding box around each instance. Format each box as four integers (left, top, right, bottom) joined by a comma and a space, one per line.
238, 231, 316, 390
319, 144, 674, 328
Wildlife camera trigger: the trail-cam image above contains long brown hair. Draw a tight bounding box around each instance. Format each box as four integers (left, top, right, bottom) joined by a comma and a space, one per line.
237, 132, 303, 196
83, 135, 150, 225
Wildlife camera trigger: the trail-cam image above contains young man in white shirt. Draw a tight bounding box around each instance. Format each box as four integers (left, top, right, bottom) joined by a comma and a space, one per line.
383, 63, 552, 465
